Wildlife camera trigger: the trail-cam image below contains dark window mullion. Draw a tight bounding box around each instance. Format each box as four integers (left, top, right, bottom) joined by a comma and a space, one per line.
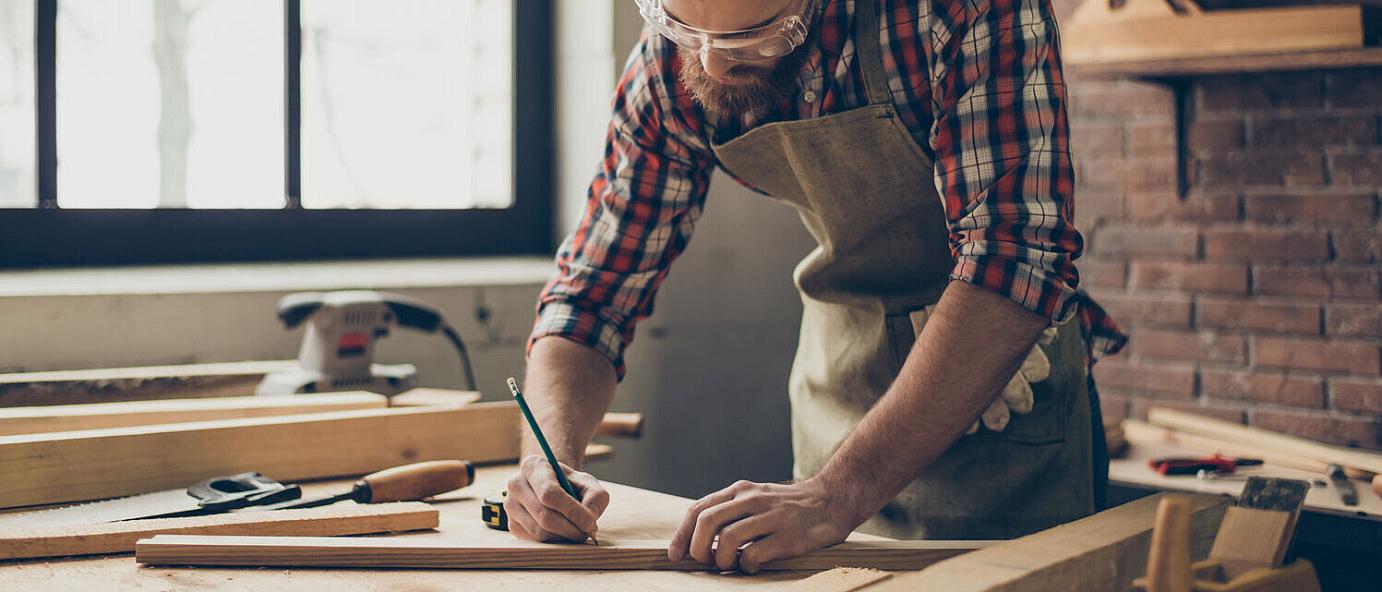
36, 0, 57, 209
284, 0, 301, 209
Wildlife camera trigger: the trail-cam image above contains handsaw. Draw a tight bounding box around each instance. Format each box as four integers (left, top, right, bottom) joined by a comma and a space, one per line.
0, 472, 300, 529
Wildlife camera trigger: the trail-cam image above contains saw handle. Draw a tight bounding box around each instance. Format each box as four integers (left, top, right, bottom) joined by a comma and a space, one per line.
352, 460, 475, 503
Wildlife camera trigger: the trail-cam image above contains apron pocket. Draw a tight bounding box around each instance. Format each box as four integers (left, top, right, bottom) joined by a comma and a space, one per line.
978, 361, 1068, 446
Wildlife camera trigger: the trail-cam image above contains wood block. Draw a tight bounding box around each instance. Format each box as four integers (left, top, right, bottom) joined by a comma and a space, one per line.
866, 493, 1230, 592
0, 392, 387, 436
134, 537, 990, 571
786, 567, 893, 591
1208, 508, 1294, 578
1147, 408, 1382, 476
0, 402, 520, 509
0, 502, 437, 561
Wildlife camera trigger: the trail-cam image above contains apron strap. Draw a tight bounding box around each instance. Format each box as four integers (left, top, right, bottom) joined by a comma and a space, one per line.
851, 0, 891, 107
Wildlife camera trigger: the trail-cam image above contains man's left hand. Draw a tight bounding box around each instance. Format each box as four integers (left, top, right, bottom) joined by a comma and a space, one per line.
665, 478, 859, 573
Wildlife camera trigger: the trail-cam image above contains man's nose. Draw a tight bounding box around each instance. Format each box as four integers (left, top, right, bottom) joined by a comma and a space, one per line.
699, 50, 734, 80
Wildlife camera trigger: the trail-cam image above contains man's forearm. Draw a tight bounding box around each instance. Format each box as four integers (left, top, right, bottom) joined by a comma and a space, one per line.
522, 337, 618, 467
813, 281, 1050, 525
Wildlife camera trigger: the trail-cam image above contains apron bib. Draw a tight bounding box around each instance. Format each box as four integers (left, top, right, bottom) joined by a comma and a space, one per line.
709, 0, 1094, 540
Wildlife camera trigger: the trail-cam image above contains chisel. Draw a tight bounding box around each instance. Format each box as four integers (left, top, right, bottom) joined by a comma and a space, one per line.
265, 460, 475, 510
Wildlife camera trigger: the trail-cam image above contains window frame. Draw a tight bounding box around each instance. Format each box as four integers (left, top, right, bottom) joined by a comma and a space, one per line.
1, 0, 553, 268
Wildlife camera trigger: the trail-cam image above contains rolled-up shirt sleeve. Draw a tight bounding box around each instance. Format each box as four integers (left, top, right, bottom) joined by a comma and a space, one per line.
928, 0, 1081, 325
529, 34, 715, 379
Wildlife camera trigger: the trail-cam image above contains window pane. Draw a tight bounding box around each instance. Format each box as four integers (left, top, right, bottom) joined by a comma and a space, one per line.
301, 0, 513, 209
57, 0, 283, 209
0, 0, 36, 207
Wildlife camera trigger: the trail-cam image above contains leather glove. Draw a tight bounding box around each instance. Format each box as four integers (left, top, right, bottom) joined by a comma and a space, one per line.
965, 327, 1057, 434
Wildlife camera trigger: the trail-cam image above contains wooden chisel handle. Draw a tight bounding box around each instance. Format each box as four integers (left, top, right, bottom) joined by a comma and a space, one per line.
1145, 496, 1192, 592
355, 460, 475, 503
596, 412, 643, 438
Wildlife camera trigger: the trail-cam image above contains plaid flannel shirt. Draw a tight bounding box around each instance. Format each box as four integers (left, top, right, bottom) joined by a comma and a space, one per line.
531, 0, 1127, 378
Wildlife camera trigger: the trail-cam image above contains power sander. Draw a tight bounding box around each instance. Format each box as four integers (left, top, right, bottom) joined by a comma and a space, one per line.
255, 290, 476, 397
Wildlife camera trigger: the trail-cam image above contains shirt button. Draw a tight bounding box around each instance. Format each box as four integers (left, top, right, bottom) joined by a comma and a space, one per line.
803, 90, 817, 103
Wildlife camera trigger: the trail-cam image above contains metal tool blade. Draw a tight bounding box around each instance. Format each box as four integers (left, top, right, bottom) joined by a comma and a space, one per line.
0, 489, 202, 529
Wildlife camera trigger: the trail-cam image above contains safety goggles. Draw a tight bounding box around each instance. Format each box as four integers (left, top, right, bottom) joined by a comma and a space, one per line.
635, 0, 814, 63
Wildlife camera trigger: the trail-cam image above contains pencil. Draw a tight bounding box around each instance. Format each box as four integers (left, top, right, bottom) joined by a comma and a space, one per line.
507, 377, 599, 545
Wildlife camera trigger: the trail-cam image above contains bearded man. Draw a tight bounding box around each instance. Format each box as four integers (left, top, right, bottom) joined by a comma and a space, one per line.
506, 0, 1127, 573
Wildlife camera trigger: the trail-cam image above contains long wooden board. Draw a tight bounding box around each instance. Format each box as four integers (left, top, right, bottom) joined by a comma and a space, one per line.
861, 494, 1229, 592
0, 392, 387, 436
0, 502, 437, 561
134, 536, 990, 571
0, 360, 296, 406
1147, 407, 1382, 475
0, 402, 520, 509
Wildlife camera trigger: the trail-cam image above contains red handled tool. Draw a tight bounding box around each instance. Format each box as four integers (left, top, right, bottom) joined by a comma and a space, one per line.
1149, 453, 1263, 476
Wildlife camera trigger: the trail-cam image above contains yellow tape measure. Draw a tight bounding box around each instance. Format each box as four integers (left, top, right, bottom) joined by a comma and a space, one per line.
481, 490, 508, 530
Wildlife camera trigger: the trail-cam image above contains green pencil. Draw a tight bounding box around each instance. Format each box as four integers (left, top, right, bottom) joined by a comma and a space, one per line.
507, 377, 598, 544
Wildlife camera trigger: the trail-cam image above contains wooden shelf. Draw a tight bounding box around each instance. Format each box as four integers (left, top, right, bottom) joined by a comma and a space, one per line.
1072, 46, 1382, 79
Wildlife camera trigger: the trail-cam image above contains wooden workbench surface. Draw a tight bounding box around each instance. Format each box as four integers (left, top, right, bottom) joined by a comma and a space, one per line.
0, 465, 882, 590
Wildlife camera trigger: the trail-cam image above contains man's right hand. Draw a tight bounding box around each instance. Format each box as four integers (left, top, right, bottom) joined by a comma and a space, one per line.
505, 454, 610, 543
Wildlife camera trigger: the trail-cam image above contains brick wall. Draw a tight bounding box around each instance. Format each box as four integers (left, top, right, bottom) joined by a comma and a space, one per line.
1068, 66, 1382, 449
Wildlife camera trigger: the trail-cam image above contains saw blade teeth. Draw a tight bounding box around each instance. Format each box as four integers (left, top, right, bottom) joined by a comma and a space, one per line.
0, 489, 198, 529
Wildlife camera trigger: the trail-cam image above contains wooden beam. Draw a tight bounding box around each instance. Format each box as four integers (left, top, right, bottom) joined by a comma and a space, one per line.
594, 412, 643, 438
134, 536, 991, 571
0, 402, 520, 509
860, 494, 1229, 592
0, 360, 295, 406
0, 392, 387, 436
0, 502, 436, 561
1147, 407, 1382, 476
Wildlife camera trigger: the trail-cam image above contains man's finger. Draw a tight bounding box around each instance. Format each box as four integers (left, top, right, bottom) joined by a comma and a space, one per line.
688, 495, 769, 565
568, 471, 610, 517
713, 512, 777, 571
667, 487, 738, 561
529, 461, 599, 534
738, 532, 809, 575
512, 470, 587, 541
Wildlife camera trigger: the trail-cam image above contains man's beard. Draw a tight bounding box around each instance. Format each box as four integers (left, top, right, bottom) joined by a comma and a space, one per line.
677, 43, 813, 116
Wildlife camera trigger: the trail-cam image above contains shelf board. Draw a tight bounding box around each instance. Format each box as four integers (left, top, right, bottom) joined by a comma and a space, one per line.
1071, 46, 1382, 79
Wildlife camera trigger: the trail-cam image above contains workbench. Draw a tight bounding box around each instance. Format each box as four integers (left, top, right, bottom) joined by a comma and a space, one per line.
0, 465, 877, 590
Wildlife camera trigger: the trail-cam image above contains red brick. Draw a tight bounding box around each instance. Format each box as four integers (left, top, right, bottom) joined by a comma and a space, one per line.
1201, 369, 1325, 408
1244, 193, 1376, 226
1203, 228, 1329, 262
1326, 303, 1382, 338
1251, 114, 1377, 148
1081, 157, 1177, 193
1094, 225, 1199, 258
1333, 230, 1382, 263
1080, 259, 1127, 289
1196, 151, 1326, 188
1330, 148, 1382, 186
1130, 399, 1246, 423
1255, 336, 1381, 375
1127, 121, 1175, 157
1253, 265, 1382, 300
1134, 329, 1247, 365
1075, 192, 1127, 232
1331, 377, 1382, 414
1130, 261, 1248, 294
1197, 298, 1321, 335
1187, 119, 1245, 153
1072, 83, 1175, 119
1197, 72, 1325, 113
1092, 361, 1197, 398
1128, 192, 1240, 223
1092, 292, 1193, 328
1071, 122, 1125, 157
1250, 410, 1380, 449
1327, 70, 1382, 109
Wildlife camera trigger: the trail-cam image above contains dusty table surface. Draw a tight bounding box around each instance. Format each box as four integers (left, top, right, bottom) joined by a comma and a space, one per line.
0, 464, 887, 591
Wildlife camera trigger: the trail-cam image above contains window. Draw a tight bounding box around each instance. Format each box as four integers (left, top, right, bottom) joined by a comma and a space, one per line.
0, 0, 552, 267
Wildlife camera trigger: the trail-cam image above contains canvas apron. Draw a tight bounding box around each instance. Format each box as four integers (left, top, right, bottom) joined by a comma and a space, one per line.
709, 0, 1094, 540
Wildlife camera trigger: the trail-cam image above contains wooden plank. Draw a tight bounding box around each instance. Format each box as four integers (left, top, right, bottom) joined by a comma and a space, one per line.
388, 388, 482, 407
787, 568, 893, 591
1063, 3, 1366, 65
0, 392, 387, 436
0, 360, 295, 406
1147, 407, 1382, 476
863, 494, 1230, 592
1072, 47, 1382, 78
594, 412, 643, 437
134, 536, 989, 571
0, 502, 437, 561
0, 402, 520, 509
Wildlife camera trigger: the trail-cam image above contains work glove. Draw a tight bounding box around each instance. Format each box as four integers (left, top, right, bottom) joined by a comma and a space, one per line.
965, 327, 1058, 434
